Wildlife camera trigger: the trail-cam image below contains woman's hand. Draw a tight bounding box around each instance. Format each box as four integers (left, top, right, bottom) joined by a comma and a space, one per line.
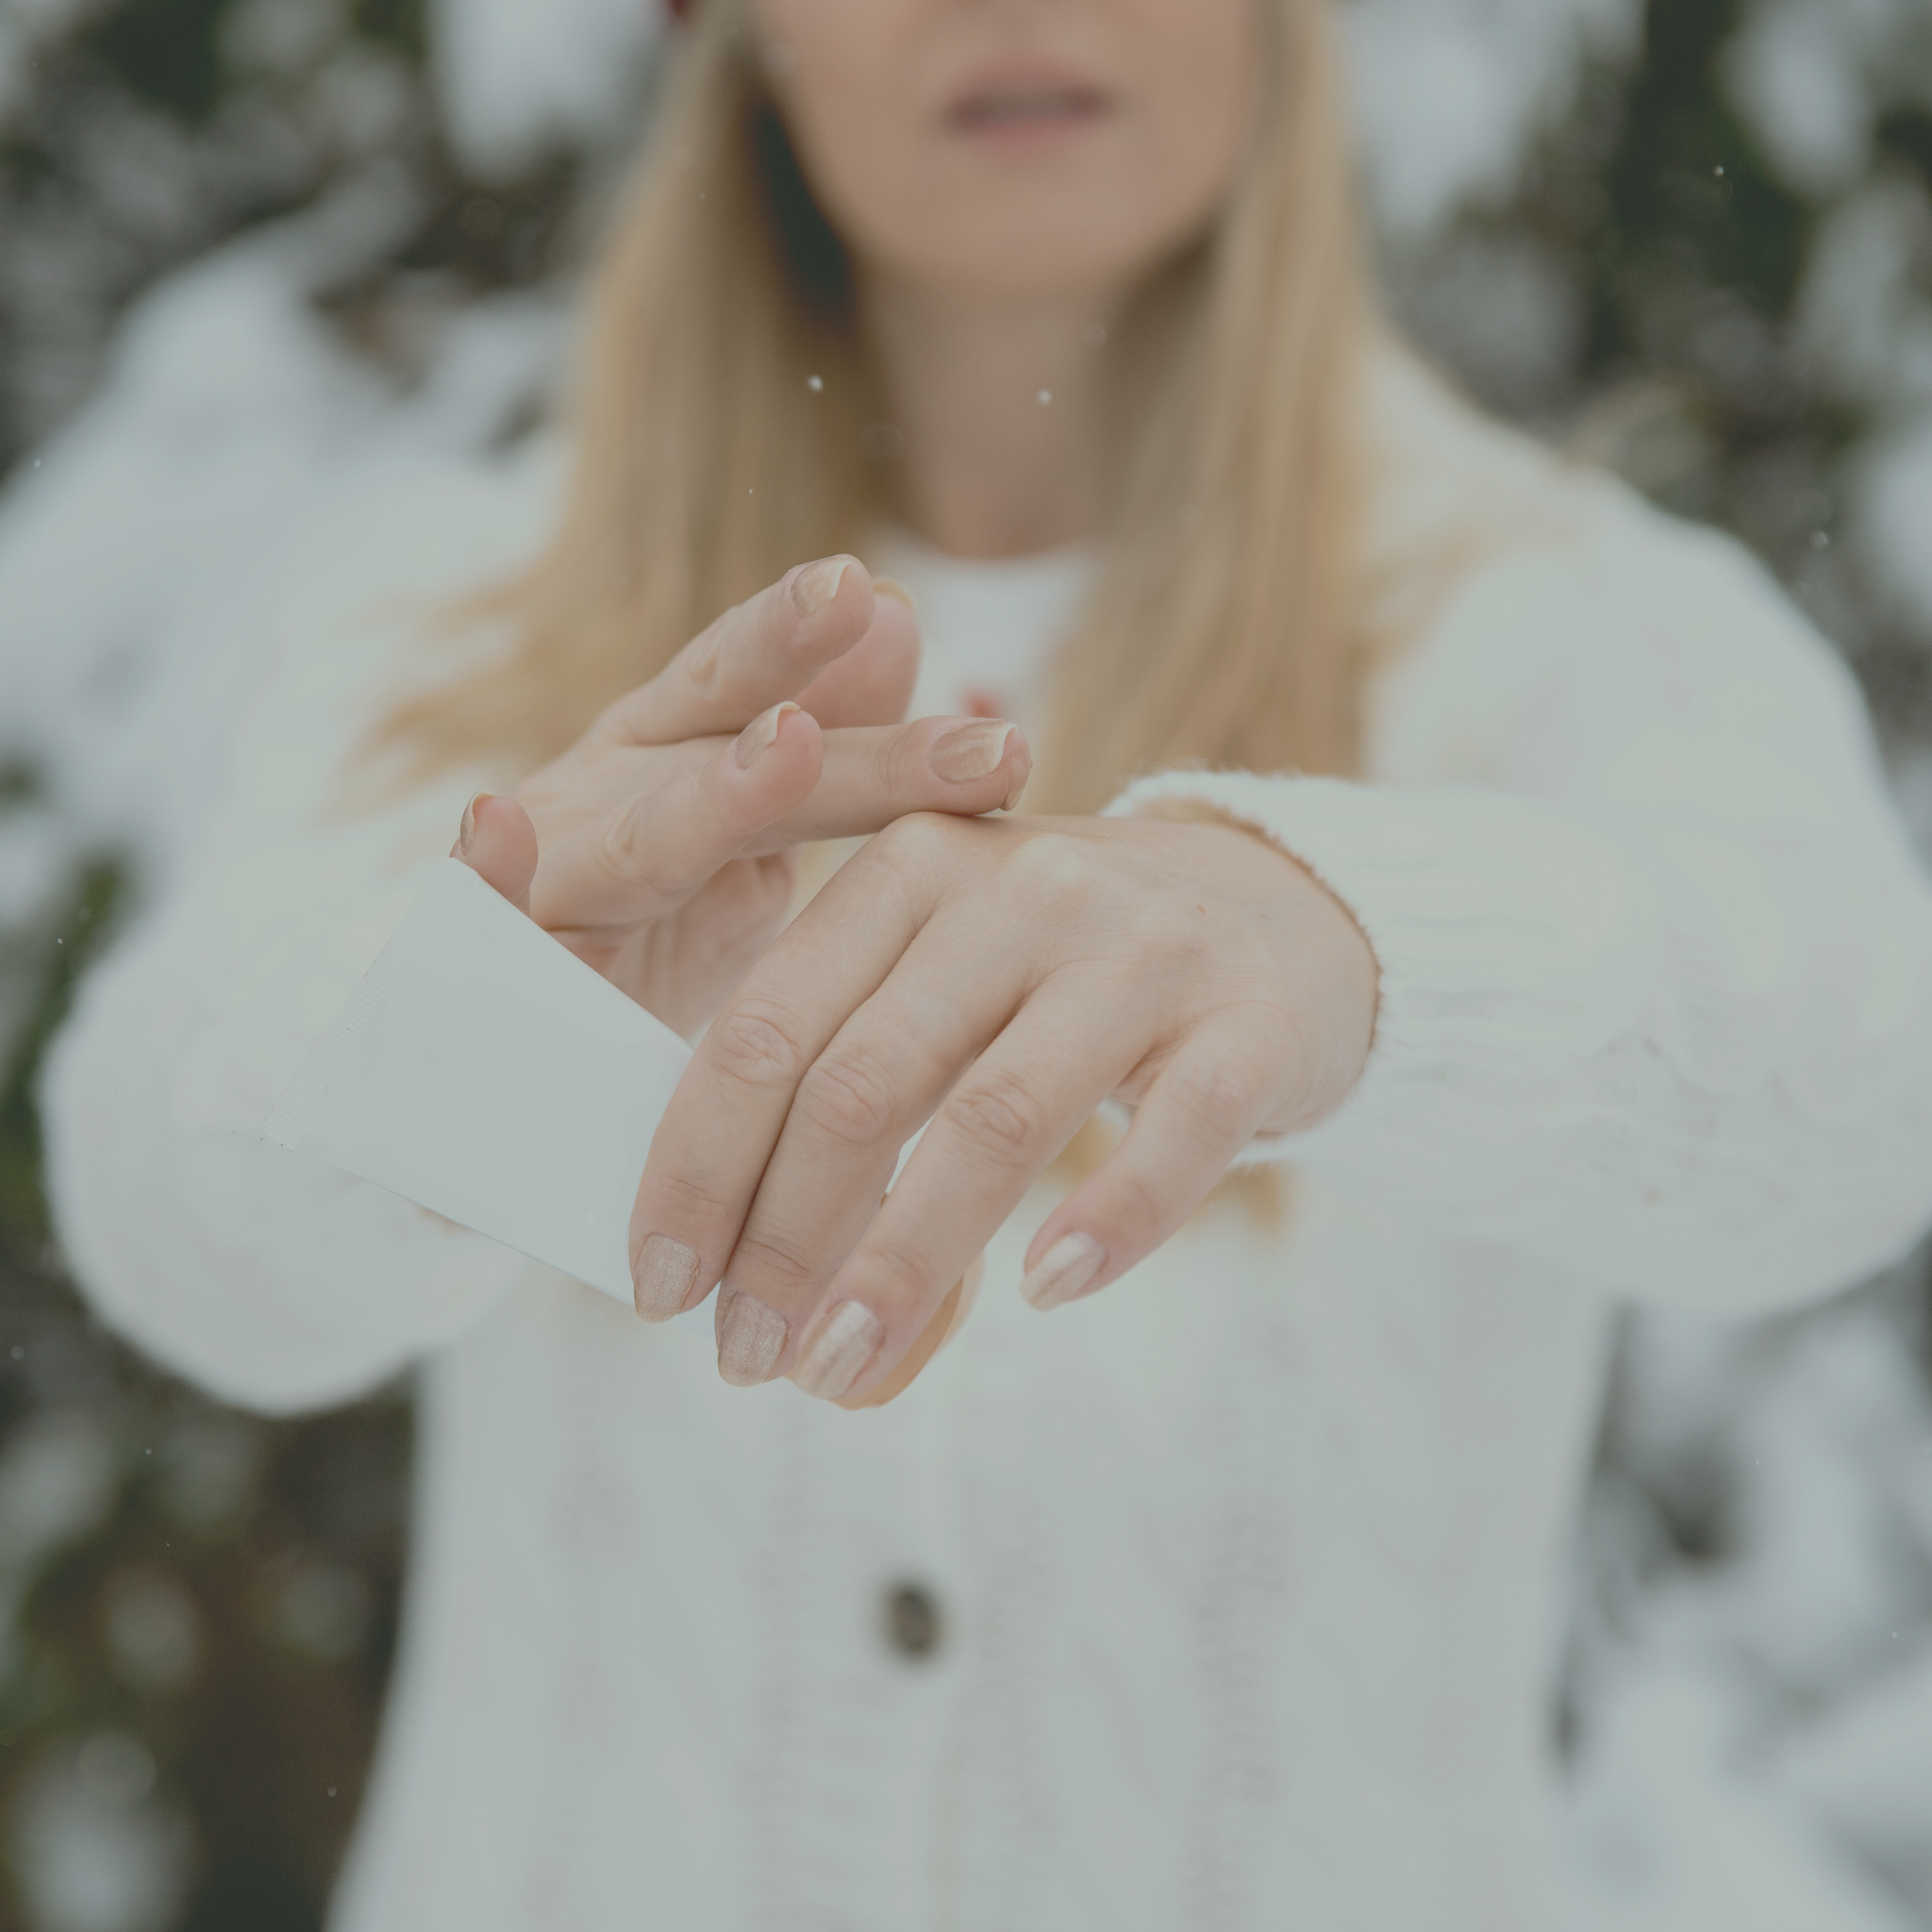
628, 809, 1379, 1401
454, 557, 1031, 1035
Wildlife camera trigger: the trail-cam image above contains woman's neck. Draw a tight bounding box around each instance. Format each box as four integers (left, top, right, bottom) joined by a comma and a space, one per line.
859, 274, 1117, 560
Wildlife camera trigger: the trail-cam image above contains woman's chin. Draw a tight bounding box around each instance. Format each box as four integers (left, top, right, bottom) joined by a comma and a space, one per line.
880, 225, 1171, 309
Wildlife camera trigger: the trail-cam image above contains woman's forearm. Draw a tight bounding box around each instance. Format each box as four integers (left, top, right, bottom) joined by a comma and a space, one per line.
1112, 502, 1932, 1313
42, 824, 529, 1413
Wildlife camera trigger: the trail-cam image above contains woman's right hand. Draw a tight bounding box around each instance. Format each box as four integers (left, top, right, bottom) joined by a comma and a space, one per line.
453, 556, 1030, 1036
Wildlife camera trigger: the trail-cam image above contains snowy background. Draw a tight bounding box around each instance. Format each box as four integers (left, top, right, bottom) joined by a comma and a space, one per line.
2, 1, 1932, 1927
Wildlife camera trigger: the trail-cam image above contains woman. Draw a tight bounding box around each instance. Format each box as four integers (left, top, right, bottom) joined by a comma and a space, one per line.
42, 0, 1932, 1925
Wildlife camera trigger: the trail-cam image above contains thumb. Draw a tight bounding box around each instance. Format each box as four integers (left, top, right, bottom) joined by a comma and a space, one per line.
453, 792, 538, 916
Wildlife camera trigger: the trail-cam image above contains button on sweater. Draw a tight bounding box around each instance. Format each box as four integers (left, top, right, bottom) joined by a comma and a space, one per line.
40, 350, 1932, 1931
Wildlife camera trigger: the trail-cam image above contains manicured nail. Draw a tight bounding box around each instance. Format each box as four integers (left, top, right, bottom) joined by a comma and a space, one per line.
1002, 768, 1027, 812
789, 556, 852, 619
632, 1233, 700, 1323
929, 721, 1018, 786
457, 792, 491, 856
734, 701, 799, 769
716, 1289, 788, 1386
1021, 1232, 1106, 1311
792, 1300, 884, 1401
871, 575, 917, 615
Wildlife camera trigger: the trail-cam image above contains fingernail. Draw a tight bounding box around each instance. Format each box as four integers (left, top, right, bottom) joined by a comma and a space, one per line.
871, 575, 917, 615
458, 792, 491, 856
792, 1300, 884, 1401
789, 556, 852, 619
717, 1289, 789, 1386
1021, 1232, 1106, 1311
929, 720, 1018, 786
633, 1233, 701, 1323
1002, 767, 1028, 812
734, 701, 799, 769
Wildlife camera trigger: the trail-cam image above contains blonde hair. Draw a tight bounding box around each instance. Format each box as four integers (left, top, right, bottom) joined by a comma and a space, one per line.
376, 0, 1378, 813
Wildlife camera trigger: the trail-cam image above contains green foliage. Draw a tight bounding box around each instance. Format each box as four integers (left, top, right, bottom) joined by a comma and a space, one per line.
0, 848, 417, 1931
1599, 0, 1813, 321
350, 0, 427, 62
0, 850, 412, 1928
0, 862, 125, 1251
81, 0, 237, 125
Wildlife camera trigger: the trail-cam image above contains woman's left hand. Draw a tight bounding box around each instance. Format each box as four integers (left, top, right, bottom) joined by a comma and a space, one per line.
630, 808, 1379, 1404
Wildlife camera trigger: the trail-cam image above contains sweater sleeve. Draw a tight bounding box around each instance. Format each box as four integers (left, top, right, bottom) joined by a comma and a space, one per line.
1110, 486, 1932, 1315
38, 458, 556, 1414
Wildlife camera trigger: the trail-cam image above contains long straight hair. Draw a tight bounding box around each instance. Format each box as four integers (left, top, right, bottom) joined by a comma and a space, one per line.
374, 0, 1378, 813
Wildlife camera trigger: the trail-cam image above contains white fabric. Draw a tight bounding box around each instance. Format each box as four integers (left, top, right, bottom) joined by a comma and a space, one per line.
39, 352, 1932, 1931
264, 856, 717, 1338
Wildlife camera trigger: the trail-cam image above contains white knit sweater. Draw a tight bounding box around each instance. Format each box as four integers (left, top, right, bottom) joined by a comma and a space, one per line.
41, 353, 1932, 1932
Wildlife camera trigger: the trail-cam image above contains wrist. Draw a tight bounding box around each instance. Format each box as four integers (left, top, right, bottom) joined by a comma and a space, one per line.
1142, 798, 1381, 1134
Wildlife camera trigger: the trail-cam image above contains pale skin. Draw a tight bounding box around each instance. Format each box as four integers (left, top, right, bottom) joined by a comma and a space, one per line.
455, 558, 1031, 1040
458, 0, 1379, 1406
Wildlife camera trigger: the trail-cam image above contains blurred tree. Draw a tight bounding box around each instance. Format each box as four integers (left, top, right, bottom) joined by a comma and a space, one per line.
0, 1, 583, 1924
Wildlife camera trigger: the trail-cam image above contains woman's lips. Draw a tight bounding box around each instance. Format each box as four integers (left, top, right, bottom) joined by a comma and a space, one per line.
945, 75, 1111, 142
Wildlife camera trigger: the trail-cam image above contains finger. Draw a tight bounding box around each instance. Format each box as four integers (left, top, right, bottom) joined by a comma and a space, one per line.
526, 704, 1023, 936
528, 700, 823, 933
1019, 1019, 1276, 1312
452, 791, 537, 915
741, 715, 1031, 853
717, 1221, 981, 1414
628, 815, 971, 1329
793, 580, 919, 729
591, 556, 881, 749
783, 981, 1147, 1404
707, 907, 1029, 1364
837, 1253, 983, 1412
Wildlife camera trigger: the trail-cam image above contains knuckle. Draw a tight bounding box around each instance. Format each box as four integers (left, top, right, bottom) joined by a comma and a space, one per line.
677, 621, 728, 703
846, 838, 921, 928
703, 995, 813, 1092
869, 722, 904, 786
853, 1230, 932, 1307
1253, 999, 1324, 1118
1165, 1058, 1255, 1145
596, 800, 653, 882
1106, 1163, 1168, 1245
876, 724, 924, 798
729, 1223, 827, 1298
641, 1166, 724, 1225
947, 1065, 1051, 1164
795, 1042, 904, 1148
874, 809, 953, 873
1006, 828, 1101, 905
755, 575, 803, 651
